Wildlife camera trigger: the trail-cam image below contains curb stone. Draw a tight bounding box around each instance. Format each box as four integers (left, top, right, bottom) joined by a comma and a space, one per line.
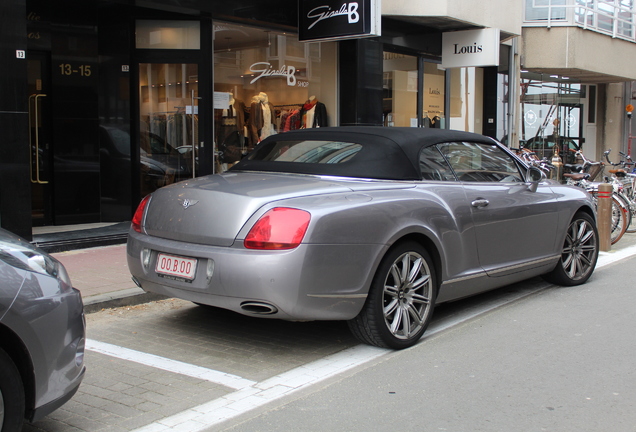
83, 287, 169, 314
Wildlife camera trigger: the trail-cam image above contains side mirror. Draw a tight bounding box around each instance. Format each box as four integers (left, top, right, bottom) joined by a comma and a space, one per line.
525, 166, 545, 192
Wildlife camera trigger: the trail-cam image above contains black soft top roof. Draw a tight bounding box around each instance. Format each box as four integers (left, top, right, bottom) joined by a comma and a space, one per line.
230, 126, 499, 180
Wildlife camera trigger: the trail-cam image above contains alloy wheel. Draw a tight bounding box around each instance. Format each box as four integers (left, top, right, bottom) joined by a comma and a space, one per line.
562, 217, 597, 281
382, 251, 433, 340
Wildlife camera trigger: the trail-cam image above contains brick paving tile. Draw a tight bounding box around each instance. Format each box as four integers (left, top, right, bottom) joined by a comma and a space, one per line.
25, 418, 83, 432
63, 415, 112, 431
134, 401, 162, 412
97, 400, 145, 418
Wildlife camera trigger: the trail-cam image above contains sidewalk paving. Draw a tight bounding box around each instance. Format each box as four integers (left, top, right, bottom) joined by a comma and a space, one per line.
51, 243, 167, 313
52, 232, 636, 314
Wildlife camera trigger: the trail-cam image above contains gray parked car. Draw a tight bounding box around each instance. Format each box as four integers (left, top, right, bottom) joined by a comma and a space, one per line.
0, 228, 85, 431
127, 127, 599, 349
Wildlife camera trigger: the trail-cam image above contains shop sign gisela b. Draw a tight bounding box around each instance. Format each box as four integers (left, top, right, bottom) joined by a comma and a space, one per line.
249, 62, 300, 86
298, 0, 381, 42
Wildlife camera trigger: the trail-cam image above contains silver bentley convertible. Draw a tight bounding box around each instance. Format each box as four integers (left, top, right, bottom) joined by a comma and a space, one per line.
127, 127, 599, 349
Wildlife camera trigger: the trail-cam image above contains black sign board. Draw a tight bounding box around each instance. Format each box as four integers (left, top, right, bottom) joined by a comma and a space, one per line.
298, 0, 380, 42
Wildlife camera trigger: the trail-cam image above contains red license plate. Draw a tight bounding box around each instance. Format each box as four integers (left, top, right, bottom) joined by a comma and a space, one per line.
155, 253, 197, 280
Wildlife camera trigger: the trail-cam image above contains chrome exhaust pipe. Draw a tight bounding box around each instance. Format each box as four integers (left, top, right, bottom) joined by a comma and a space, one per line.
240, 301, 278, 315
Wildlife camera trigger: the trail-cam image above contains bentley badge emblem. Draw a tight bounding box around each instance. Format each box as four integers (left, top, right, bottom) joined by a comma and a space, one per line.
181, 199, 199, 209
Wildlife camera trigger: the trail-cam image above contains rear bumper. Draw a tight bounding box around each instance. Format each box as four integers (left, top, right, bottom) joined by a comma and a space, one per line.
127, 231, 385, 321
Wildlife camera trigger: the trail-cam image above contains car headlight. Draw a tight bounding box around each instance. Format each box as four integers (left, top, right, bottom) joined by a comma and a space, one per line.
0, 241, 73, 291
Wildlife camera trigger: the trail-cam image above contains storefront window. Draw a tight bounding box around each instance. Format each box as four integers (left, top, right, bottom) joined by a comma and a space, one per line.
519, 72, 584, 164
136, 20, 200, 49
423, 62, 446, 128
138, 63, 198, 196
449, 67, 483, 133
382, 52, 417, 127
212, 22, 337, 173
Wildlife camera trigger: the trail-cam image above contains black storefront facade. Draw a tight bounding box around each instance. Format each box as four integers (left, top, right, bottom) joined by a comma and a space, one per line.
1, 0, 508, 243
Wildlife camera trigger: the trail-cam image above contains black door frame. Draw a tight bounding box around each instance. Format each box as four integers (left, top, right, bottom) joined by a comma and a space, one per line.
130, 18, 213, 208
27, 50, 54, 226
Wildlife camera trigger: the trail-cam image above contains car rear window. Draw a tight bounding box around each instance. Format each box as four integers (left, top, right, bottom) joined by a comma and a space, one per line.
247, 140, 363, 164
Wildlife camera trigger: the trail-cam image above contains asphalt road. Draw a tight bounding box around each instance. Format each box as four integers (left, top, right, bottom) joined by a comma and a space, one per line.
214, 257, 636, 432
23, 246, 636, 432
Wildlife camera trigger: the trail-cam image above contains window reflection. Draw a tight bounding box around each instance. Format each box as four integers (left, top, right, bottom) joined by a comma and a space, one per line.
439, 142, 523, 182
419, 146, 456, 181
249, 140, 362, 163
138, 63, 198, 195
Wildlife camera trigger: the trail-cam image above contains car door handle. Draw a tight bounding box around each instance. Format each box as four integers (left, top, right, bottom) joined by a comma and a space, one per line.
471, 199, 489, 208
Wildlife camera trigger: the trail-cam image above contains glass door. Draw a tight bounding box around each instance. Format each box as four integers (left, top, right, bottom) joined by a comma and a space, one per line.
520, 76, 584, 164
138, 63, 199, 196
423, 62, 446, 129
27, 52, 52, 226
382, 52, 418, 127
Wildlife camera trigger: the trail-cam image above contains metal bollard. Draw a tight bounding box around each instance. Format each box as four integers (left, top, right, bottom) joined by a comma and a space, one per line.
597, 183, 612, 252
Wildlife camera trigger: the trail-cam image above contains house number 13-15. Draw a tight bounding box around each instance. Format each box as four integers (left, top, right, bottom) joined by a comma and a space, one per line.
59, 64, 92, 77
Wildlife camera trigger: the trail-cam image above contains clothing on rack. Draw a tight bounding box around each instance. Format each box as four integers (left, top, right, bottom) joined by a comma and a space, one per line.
287, 110, 302, 131
145, 109, 198, 152
278, 105, 303, 132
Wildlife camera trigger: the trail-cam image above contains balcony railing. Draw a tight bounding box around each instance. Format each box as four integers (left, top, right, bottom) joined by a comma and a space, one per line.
524, 0, 636, 42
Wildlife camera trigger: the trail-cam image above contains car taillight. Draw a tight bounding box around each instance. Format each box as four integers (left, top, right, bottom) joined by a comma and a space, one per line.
132, 195, 151, 233
244, 207, 311, 250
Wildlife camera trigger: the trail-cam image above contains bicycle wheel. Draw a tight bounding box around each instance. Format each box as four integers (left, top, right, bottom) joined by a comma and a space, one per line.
620, 190, 636, 234
612, 192, 632, 232
610, 196, 628, 244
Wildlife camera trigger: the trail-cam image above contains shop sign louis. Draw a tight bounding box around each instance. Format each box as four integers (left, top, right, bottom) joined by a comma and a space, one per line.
298, 0, 380, 42
441, 28, 500, 68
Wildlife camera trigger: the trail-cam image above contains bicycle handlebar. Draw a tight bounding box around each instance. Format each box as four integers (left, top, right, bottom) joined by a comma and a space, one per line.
604, 148, 635, 167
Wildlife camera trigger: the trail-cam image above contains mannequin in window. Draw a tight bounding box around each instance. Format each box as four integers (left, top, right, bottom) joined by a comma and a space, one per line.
248, 92, 276, 143
218, 95, 246, 133
300, 95, 328, 128
422, 112, 431, 128
258, 92, 276, 139
217, 94, 246, 164
246, 95, 260, 146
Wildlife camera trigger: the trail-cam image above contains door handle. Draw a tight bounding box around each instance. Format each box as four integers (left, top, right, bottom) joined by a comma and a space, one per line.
471, 199, 489, 208
28, 93, 48, 184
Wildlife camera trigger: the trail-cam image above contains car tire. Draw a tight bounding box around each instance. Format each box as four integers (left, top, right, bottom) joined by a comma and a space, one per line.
542, 211, 599, 286
348, 241, 436, 349
0, 347, 25, 432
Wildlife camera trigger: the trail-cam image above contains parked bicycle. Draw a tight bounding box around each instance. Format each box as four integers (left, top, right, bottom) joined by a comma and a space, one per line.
563, 149, 629, 244
603, 149, 636, 234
